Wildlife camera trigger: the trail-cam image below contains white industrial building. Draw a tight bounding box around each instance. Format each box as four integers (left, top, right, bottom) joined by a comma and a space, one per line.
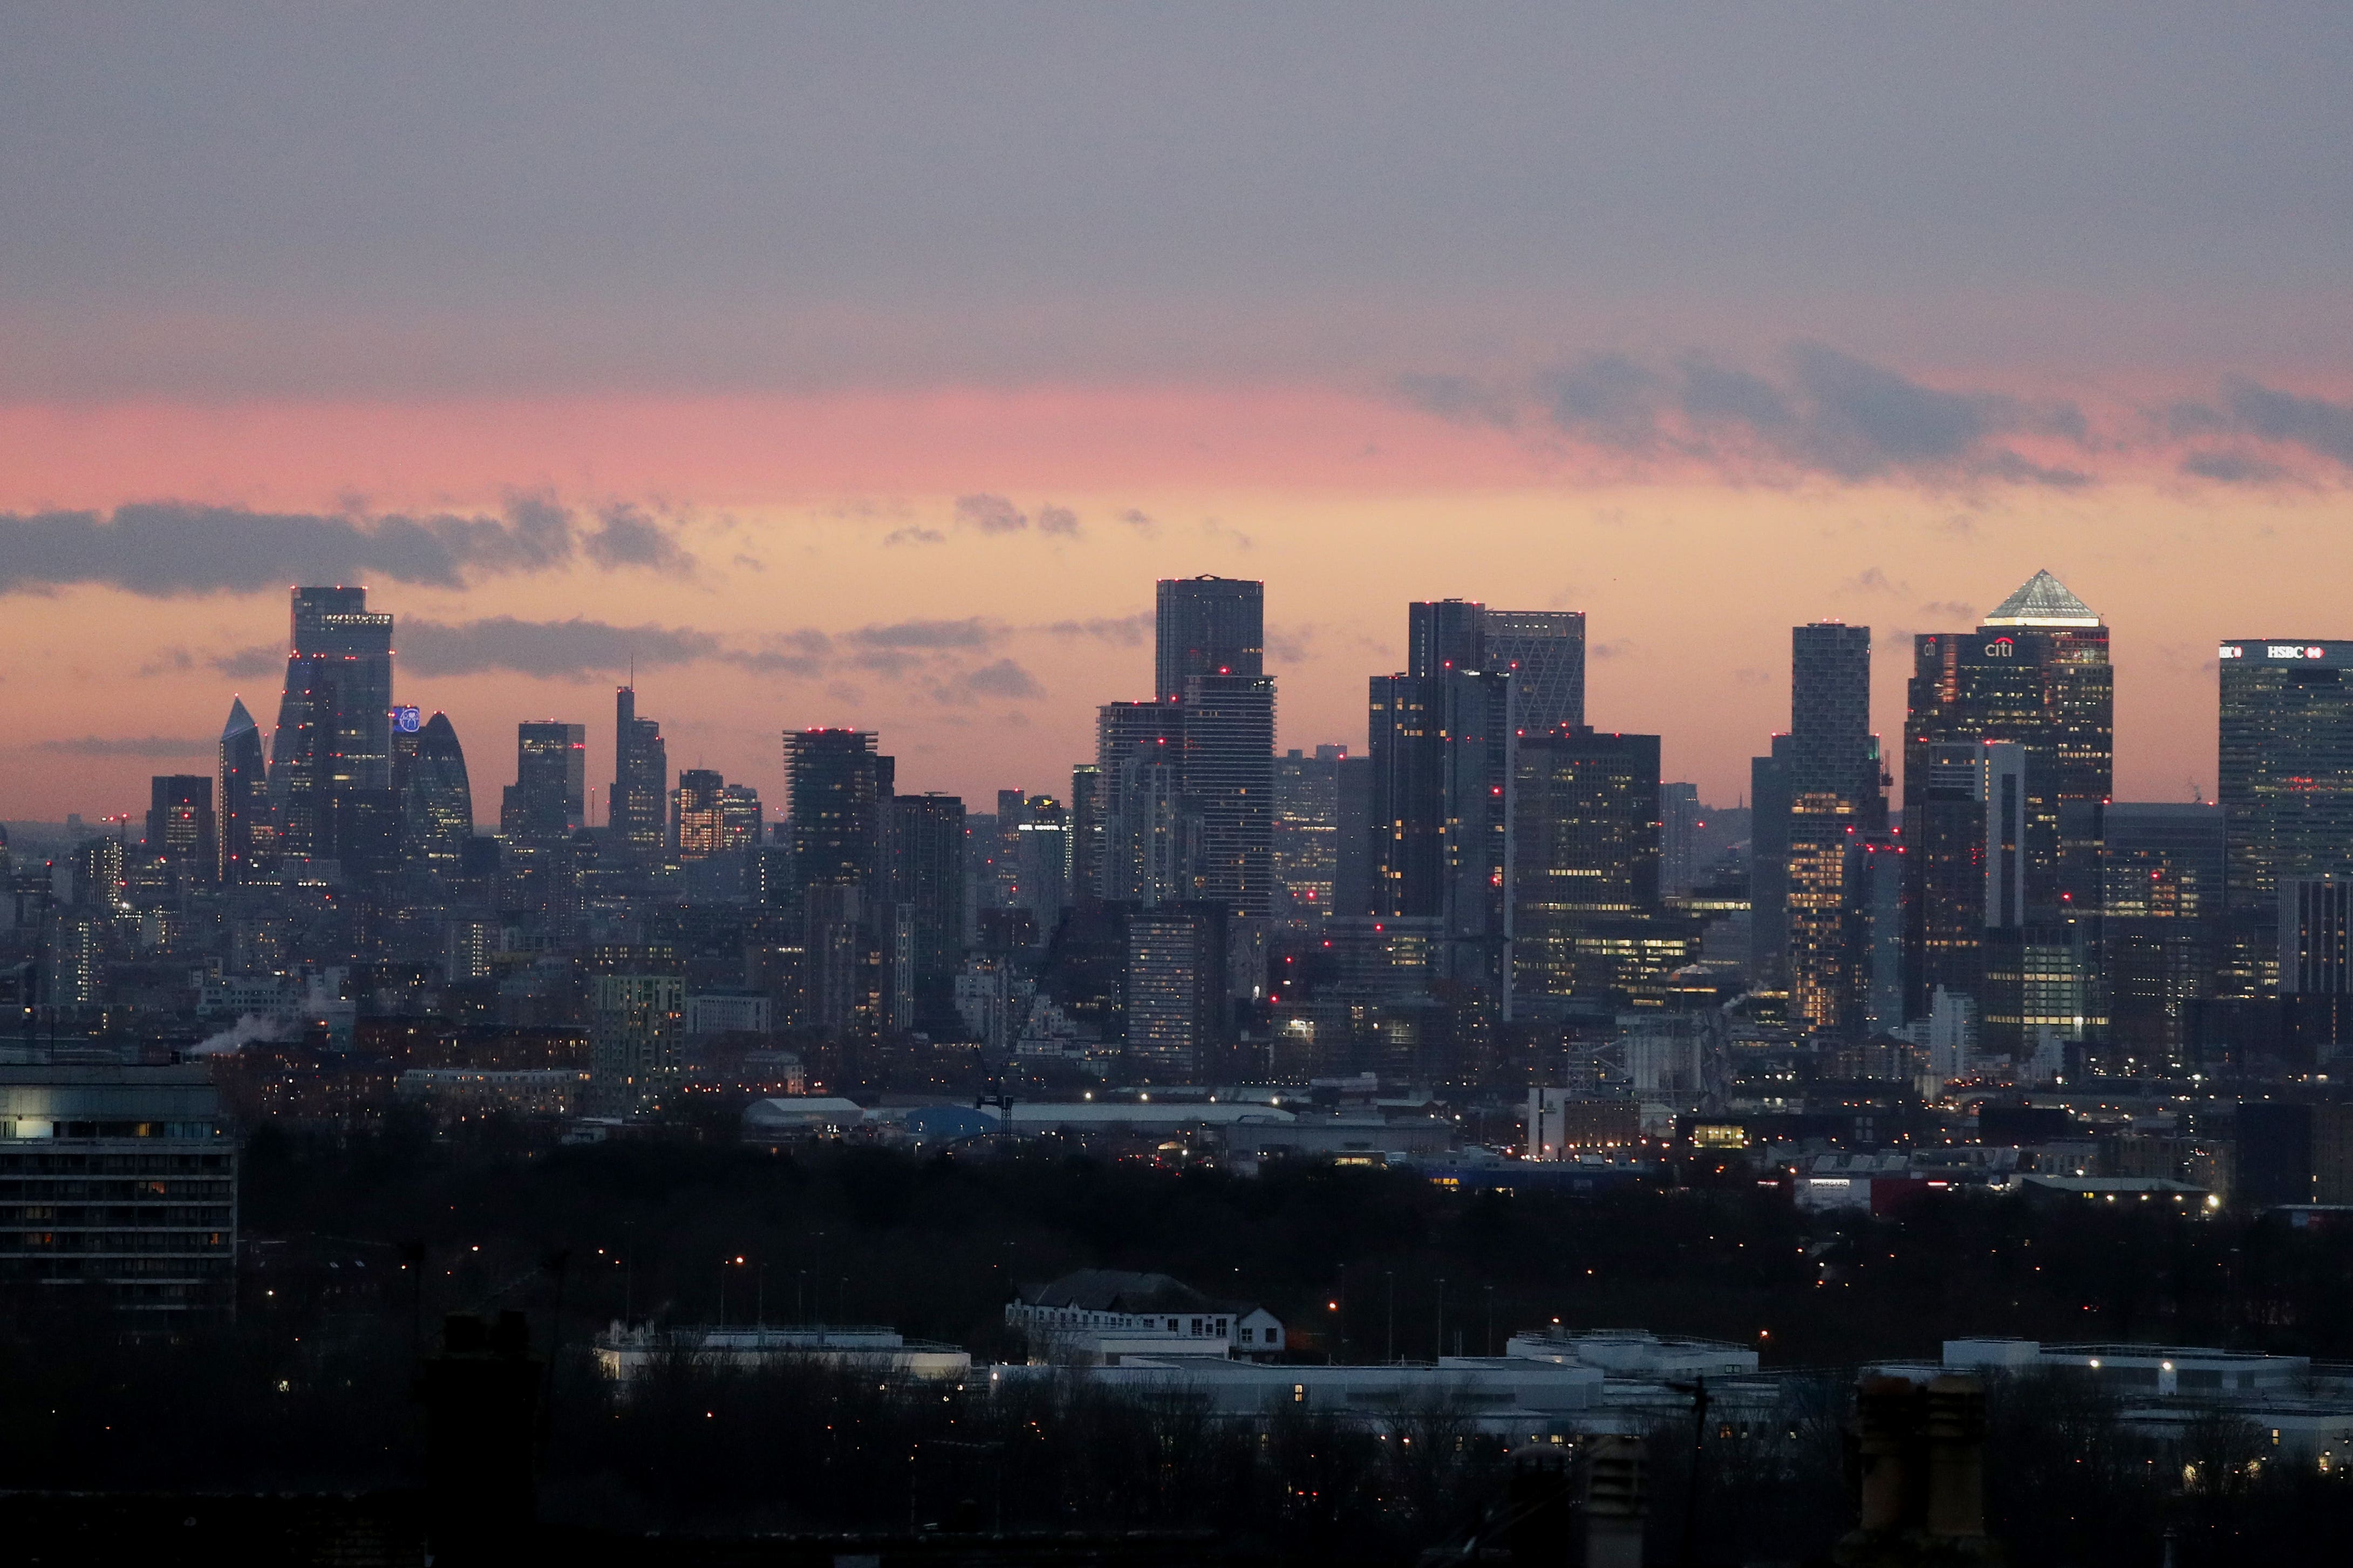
594, 1323, 971, 1384
1007, 1269, 1286, 1363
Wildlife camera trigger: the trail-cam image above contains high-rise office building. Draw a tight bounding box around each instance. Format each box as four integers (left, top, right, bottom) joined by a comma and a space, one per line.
1368, 672, 1443, 919
1095, 701, 1189, 906
267, 586, 394, 861
1155, 576, 1263, 700
888, 792, 968, 1033
2280, 877, 2353, 997
674, 770, 729, 859
217, 697, 271, 884
145, 775, 215, 884
1409, 599, 1486, 677
1660, 783, 1701, 899
1483, 609, 1586, 731
1781, 622, 1883, 1037
1511, 727, 1666, 1004
1903, 573, 2111, 1030
1068, 762, 1103, 907
502, 722, 586, 843
785, 729, 892, 903
1125, 903, 1230, 1078
2219, 639, 2353, 996
1179, 673, 1276, 920
1332, 754, 1374, 919
2103, 804, 2223, 1065
610, 683, 669, 856
1748, 735, 1794, 987
399, 711, 474, 877
1434, 669, 1515, 1002
1273, 747, 1344, 924
1015, 794, 1071, 937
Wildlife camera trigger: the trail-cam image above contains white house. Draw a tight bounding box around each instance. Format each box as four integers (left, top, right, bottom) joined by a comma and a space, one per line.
1007, 1269, 1286, 1364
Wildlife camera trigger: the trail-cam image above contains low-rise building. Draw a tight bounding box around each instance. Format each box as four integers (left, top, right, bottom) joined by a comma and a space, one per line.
594, 1323, 970, 1384
1007, 1269, 1285, 1364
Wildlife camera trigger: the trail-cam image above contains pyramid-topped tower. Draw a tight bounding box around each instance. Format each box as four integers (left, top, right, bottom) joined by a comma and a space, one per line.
1981, 569, 2100, 628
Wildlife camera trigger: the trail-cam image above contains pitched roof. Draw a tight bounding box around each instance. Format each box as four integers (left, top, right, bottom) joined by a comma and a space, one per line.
1981, 570, 2099, 628
1020, 1269, 1227, 1314
221, 696, 257, 738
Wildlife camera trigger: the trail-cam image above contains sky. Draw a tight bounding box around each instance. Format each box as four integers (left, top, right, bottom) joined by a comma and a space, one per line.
4, 4, 2352, 824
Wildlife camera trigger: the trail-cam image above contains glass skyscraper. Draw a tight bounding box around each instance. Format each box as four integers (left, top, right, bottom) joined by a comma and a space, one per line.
267, 586, 394, 861
1154, 576, 1263, 700
2219, 638, 2353, 995
1902, 572, 2112, 1040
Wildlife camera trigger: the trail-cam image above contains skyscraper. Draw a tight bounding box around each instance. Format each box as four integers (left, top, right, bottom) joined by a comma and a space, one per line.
2103, 804, 2222, 1065
1368, 673, 1443, 918
1067, 762, 1103, 907
1482, 609, 1586, 731
217, 697, 271, 884
610, 683, 669, 856
1273, 746, 1344, 923
888, 792, 968, 1033
503, 722, 586, 843
399, 711, 473, 876
1096, 701, 1190, 906
1510, 727, 1668, 1004
1125, 903, 1230, 1079
1179, 672, 1276, 919
2219, 639, 2353, 995
1155, 576, 1263, 700
146, 775, 215, 885
1781, 622, 1882, 1037
268, 586, 394, 861
674, 769, 729, 859
786, 730, 892, 901
1409, 599, 1486, 677
1903, 572, 2112, 1036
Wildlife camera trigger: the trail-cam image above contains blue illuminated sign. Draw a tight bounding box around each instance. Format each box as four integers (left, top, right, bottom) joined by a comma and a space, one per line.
392, 706, 422, 733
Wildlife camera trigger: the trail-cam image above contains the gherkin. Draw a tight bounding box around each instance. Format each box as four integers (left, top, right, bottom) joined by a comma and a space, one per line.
402, 711, 474, 874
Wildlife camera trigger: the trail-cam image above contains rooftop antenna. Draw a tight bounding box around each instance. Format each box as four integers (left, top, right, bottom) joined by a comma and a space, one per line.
2190, 779, 2204, 804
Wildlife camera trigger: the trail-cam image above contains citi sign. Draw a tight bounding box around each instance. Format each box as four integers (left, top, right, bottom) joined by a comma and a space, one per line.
1984, 636, 2016, 658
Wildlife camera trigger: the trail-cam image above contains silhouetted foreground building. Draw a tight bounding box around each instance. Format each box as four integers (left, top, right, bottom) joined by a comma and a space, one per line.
0, 1063, 236, 1317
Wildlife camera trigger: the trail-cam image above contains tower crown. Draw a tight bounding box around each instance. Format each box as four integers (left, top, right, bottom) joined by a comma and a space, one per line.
1981, 570, 2099, 628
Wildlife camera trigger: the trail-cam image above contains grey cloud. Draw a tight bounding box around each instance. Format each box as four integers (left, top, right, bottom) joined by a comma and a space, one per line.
1498, 343, 2097, 487
884, 526, 946, 547
1396, 373, 1518, 429
35, 734, 212, 757
1043, 612, 1152, 645
1844, 568, 1905, 595
1036, 505, 1080, 537
399, 616, 725, 679
1116, 509, 1158, 532
1919, 600, 1976, 621
960, 659, 1045, 700
210, 643, 285, 679
1539, 354, 1662, 446
0, 497, 692, 598
845, 618, 999, 651
2182, 450, 2292, 484
955, 494, 1028, 533
2222, 380, 2353, 467
583, 503, 694, 572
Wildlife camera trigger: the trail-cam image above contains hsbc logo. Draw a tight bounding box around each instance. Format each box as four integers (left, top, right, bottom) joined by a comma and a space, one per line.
2266, 644, 2328, 660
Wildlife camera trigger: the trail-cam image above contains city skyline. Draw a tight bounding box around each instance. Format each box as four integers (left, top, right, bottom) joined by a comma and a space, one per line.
0, 552, 2316, 826
6, 9, 2353, 822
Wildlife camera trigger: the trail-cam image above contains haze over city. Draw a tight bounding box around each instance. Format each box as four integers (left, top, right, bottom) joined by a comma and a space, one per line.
8, 7, 2353, 819
6, 10, 2353, 1567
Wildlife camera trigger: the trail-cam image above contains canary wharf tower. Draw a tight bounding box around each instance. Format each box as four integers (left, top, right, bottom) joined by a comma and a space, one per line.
1901, 571, 2112, 1047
